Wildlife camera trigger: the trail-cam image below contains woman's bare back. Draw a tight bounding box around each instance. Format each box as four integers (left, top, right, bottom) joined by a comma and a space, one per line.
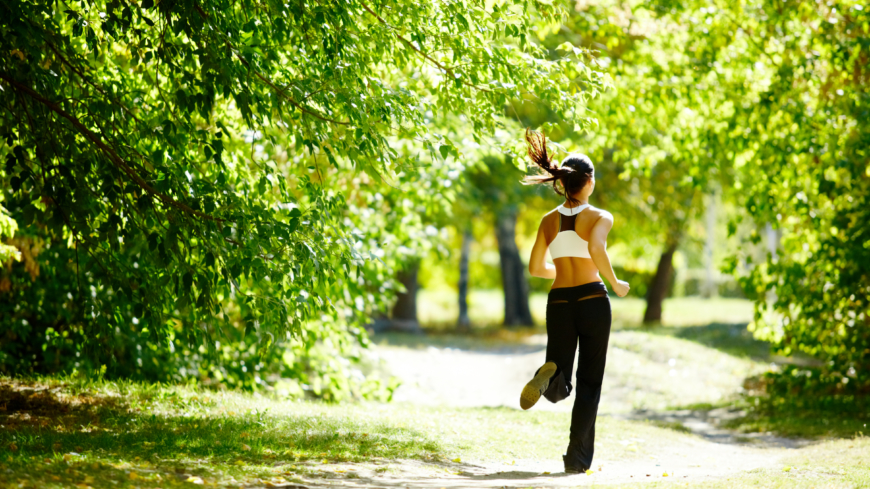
540, 206, 608, 289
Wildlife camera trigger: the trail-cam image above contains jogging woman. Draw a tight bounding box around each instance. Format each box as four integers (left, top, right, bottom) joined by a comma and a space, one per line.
520, 128, 630, 474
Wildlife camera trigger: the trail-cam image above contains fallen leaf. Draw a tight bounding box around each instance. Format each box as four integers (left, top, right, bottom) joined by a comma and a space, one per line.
542, 471, 551, 475
452, 457, 461, 463
783, 466, 792, 472
186, 475, 204, 484
241, 444, 251, 451
129, 472, 138, 480
240, 432, 250, 438
63, 453, 73, 462
8, 443, 17, 452
586, 469, 594, 475
663, 472, 669, 477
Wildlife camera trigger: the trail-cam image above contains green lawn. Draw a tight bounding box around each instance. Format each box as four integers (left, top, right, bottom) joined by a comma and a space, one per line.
2, 375, 868, 488
0, 377, 689, 488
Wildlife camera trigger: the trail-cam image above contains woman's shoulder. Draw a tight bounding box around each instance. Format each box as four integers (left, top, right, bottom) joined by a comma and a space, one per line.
586, 205, 614, 223
541, 207, 560, 221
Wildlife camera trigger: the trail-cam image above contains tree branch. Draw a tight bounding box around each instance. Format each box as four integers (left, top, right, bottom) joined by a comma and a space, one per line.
190, 2, 351, 125
0, 72, 224, 222
358, 0, 492, 93
44, 38, 144, 125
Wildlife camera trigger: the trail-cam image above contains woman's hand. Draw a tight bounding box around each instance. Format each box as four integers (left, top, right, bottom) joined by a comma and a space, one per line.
612, 279, 630, 298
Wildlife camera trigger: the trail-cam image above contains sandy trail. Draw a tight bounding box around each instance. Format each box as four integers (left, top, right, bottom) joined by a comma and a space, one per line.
281, 331, 808, 488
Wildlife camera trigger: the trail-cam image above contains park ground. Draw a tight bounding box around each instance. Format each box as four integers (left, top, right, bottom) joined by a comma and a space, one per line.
1, 294, 869, 488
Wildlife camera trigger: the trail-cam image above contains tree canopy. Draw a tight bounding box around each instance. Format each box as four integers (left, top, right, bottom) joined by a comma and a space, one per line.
0, 0, 605, 388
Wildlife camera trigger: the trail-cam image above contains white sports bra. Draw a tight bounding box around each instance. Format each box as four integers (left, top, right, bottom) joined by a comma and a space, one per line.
549, 204, 592, 259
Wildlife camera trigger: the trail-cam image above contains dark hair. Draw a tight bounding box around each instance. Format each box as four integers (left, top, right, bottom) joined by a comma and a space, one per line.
522, 128, 594, 206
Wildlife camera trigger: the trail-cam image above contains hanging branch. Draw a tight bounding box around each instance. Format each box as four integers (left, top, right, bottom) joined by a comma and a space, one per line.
190, 2, 351, 125
0, 72, 224, 223
358, 0, 492, 93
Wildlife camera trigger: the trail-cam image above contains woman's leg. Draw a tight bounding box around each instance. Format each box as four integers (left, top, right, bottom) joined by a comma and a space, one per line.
542, 302, 578, 403
565, 297, 612, 470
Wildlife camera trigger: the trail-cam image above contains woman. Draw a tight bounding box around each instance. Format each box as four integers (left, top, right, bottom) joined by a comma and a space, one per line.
520, 128, 630, 474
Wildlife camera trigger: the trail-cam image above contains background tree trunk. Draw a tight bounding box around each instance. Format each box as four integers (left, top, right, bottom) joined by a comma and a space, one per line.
495, 208, 533, 326
704, 192, 717, 298
371, 261, 422, 334
457, 229, 472, 332
643, 241, 679, 325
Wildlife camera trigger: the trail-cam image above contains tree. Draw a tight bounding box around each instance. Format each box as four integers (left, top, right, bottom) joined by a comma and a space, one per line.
464, 155, 535, 326
675, 0, 870, 394
566, 0, 868, 392
545, 0, 718, 323
0, 0, 604, 382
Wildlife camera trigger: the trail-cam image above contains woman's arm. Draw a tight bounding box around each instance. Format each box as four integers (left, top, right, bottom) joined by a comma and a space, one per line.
588, 212, 630, 297
529, 219, 556, 279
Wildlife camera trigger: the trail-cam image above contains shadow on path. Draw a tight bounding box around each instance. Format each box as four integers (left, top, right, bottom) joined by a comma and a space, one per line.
609, 407, 812, 449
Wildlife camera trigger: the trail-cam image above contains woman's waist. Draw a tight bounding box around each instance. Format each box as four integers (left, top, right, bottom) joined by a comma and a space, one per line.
548, 280, 608, 302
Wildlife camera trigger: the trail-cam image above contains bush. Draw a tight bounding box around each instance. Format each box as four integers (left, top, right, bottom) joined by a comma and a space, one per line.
0, 226, 396, 402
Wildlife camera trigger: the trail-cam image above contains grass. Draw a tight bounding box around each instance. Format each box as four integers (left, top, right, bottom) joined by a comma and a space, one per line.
647, 323, 773, 361
718, 397, 870, 440
0, 377, 694, 488
0, 378, 437, 488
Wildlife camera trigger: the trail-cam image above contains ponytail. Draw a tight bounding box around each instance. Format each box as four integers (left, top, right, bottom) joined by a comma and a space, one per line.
522, 128, 594, 206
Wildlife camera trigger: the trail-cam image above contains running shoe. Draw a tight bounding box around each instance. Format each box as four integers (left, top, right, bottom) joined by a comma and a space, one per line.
520, 361, 557, 410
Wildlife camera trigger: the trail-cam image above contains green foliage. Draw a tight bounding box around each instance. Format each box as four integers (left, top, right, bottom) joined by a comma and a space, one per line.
546, 0, 717, 258
548, 0, 868, 395
0, 204, 20, 263
0, 0, 604, 388
678, 0, 870, 394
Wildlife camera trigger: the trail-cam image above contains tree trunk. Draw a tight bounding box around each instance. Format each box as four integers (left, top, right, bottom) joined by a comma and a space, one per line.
495, 208, 533, 326
371, 261, 422, 334
457, 229, 472, 332
391, 260, 421, 331
643, 241, 679, 325
704, 192, 717, 298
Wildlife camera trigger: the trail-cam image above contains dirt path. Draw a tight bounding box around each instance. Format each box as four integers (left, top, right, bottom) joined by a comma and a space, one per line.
289, 331, 802, 488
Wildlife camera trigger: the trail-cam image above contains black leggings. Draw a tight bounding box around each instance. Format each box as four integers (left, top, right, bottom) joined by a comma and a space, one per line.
539, 281, 611, 468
